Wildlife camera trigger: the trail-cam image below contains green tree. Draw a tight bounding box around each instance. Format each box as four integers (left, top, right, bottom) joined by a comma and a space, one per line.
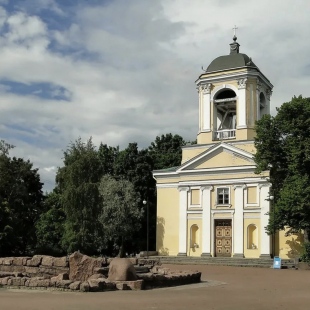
98, 175, 143, 257
56, 137, 103, 254
36, 191, 66, 256
98, 143, 119, 175
0, 139, 14, 156
0, 144, 44, 256
113, 143, 156, 251
254, 96, 310, 241
148, 134, 186, 170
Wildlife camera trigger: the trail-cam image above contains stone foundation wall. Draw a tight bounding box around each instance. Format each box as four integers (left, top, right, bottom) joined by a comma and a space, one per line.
0, 255, 69, 278
0, 253, 201, 292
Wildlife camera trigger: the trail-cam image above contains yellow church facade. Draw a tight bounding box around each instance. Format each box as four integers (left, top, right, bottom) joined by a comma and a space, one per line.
153, 36, 301, 259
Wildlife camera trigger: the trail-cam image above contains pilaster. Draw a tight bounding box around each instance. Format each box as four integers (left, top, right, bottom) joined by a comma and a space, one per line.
237, 78, 247, 129
259, 184, 271, 258
201, 185, 213, 257
202, 84, 212, 132
256, 78, 262, 121
233, 184, 246, 257
177, 187, 189, 256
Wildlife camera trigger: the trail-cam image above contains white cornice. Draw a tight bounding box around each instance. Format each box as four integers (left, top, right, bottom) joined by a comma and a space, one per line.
156, 177, 269, 188
153, 171, 178, 177
181, 140, 254, 151
179, 165, 256, 174
211, 210, 235, 214
187, 210, 203, 214
196, 70, 273, 90
156, 183, 178, 188
182, 143, 215, 150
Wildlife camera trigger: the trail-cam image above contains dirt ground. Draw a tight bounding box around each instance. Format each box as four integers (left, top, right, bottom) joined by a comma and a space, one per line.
0, 264, 309, 310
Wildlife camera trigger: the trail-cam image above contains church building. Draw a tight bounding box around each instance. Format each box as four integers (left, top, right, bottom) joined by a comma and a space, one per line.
153, 34, 298, 259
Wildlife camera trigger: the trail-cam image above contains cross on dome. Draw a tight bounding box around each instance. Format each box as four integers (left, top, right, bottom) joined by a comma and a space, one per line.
232, 25, 238, 36
232, 25, 238, 41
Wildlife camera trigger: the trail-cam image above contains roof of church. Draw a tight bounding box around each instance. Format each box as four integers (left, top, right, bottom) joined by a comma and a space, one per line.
206, 35, 258, 72
207, 53, 257, 72
153, 166, 179, 173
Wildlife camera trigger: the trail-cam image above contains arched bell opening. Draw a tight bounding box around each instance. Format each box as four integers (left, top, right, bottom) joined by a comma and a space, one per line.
259, 92, 267, 120
213, 89, 237, 140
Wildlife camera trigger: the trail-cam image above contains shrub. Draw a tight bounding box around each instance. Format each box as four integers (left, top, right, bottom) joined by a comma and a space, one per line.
300, 242, 310, 263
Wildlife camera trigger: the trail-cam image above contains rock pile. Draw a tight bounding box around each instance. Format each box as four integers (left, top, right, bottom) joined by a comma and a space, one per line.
0, 252, 201, 292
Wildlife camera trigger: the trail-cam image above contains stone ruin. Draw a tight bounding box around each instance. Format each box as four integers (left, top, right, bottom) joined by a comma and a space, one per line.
0, 252, 201, 292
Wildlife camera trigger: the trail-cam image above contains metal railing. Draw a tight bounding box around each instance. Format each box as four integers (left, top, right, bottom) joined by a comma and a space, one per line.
214, 129, 236, 140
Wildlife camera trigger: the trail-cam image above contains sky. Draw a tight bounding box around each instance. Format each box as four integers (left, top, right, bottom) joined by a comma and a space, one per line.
1, 0, 310, 192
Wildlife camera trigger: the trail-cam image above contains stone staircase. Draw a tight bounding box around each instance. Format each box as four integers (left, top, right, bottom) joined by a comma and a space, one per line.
156, 256, 297, 269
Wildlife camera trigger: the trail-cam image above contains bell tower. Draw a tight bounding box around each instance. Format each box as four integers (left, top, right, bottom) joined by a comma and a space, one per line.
196, 33, 273, 144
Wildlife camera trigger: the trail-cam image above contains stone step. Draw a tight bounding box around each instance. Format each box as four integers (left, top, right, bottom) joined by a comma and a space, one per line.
156, 256, 296, 269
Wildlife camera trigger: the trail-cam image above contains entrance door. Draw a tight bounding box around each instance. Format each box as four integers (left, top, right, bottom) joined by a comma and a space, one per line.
215, 219, 232, 257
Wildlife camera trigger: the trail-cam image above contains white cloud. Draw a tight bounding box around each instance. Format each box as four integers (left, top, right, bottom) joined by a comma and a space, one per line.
44, 166, 56, 172
1, 0, 310, 191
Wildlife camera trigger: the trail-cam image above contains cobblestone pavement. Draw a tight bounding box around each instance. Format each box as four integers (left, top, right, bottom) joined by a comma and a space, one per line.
0, 264, 309, 310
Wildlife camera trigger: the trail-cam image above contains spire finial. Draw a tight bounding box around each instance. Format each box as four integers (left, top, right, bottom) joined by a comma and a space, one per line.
229, 25, 240, 54
232, 25, 238, 41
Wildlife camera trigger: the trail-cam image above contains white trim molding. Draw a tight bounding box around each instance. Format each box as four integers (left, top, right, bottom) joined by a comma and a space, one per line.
258, 183, 271, 258
178, 186, 188, 256
244, 183, 260, 208
233, 184, 245, 257
215, 186, 231, 207
201, 185, 213, 257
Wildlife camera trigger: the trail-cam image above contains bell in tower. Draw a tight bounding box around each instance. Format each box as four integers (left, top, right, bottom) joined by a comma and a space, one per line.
196, 29, 273, 144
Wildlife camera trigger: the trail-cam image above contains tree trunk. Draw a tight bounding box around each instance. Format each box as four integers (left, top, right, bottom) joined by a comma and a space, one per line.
118, 237, 125, 258
304, 228, 310, 243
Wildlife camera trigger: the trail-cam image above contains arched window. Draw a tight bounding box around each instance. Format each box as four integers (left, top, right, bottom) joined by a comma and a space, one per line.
247, 224, 258, 249
190, 224, 199, 248
216, 89, 236, 100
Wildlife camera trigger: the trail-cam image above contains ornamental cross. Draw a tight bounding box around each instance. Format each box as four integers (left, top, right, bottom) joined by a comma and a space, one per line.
232, 25, 238, 36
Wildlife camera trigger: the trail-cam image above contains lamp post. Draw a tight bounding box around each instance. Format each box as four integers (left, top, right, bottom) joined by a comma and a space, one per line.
269, 195, 275, 257
143, 200, 149, 258
265, 193, 275, 258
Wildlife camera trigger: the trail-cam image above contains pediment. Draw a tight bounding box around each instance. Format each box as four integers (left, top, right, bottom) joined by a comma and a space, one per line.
178, 143, 255, 172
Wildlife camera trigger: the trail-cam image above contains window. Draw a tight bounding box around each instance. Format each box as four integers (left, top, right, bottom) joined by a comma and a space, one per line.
217, 188, 229, 205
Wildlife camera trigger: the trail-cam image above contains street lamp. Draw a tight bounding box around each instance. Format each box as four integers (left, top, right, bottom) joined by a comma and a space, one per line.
269, 195, 275, 258
143, 200, 149, 258
265, 194, 275, 257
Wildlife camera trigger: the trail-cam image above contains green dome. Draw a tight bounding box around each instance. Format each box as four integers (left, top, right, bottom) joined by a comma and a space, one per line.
207, 53, 257, 72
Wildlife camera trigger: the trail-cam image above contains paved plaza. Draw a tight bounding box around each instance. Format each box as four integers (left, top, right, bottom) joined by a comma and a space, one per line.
0, 264, 309, 310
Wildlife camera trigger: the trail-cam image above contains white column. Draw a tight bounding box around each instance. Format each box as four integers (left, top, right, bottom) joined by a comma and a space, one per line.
256, 78, 262, 121
249, 83, 255, 127
233, 185, 245, 257
237, 79, 247, 129
198, 86, 202, 131
178, 187, 189, 256
266, 88, 272, 115
201, 186, 213, 257
202, 84, 212, 131
259, 184, 271, 258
